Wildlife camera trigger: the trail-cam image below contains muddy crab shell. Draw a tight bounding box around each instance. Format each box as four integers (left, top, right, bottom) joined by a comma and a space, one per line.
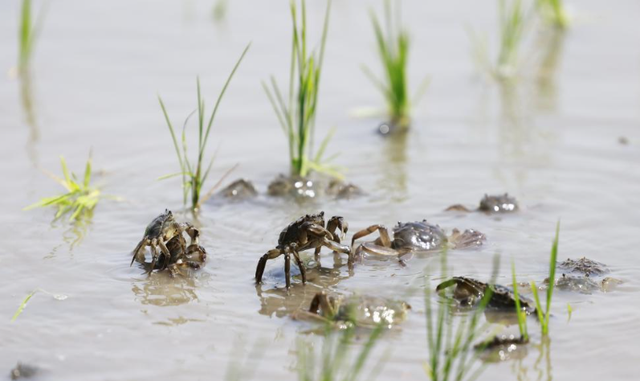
478, 194, 518, 213
277, 212, 326, 246
392, 221, 447, 251
144, 210, 173, 237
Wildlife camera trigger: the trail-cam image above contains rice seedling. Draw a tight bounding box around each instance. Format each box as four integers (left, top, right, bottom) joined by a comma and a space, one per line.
263, 0, 342, 179
23, 153, 105, 221
212, 0, 229, 23
511, 261, 529, 341
297, 323, 385, 381
363, 0, 428, 132
469, 0, 530, 80
529, 221, 560, 336
11, 288, 67, 322
424, 251, 497, 381
536, 0, 569, 29
495, 0, 529, 79
159, 43, 250, 211
18, 0, 46, 74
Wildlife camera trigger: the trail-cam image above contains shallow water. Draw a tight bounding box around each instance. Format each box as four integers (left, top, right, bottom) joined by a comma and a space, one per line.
1, 0, 640, 380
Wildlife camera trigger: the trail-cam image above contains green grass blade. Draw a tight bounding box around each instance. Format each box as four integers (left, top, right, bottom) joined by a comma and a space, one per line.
511, 260, 528, 340
202, 43, 251, 149
546, 221, 560, 321
158, 96, 184, 171
11, 290, 37, 322
83, 151, 92, 188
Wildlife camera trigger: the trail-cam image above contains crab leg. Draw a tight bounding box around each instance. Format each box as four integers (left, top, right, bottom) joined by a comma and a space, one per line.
322, 237, 351, 262
147, 243, 159, 275
309, 291, 336, 317
350, 225, 392, 250
130, 237, 148, 266
290, 246, 307, 285
183, 223, 200, 245
255, 248, 281, 284
327, 216, 348, 243
158, 240, 172, 271
284, 250, 291, 289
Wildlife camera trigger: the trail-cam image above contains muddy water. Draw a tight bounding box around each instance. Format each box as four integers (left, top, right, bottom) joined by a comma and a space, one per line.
1, 0, 640, 380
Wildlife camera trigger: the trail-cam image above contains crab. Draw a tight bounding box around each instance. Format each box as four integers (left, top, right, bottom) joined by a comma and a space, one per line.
255, 212, 350, 288
294, 291, 410, 328
350, 220, 486, 262
219, 178, 258, 200
436, 277, 535, 314
446, 193, 518, 213
130, 210, 202, 275
148, 234, 207, 276
558, 257, 608, 276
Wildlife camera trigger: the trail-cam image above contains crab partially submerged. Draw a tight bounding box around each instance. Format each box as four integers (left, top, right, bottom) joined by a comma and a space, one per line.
294, 291, 410, 328
219, 178, 258, 200
350, 220, 485, 262
546, 274, 600, 294
267, 174, 362, 200
475, 334, 529, 362
130, 210, 204, 275
255, 212, 350, 288
558, 257, 608, 276
446, 194, 518, 214
436, 277, 535, 314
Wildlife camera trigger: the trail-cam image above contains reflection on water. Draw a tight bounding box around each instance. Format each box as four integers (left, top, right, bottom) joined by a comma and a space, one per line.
19, 71, 39, 166
43, 214, 94, 258
533, 337, 553, 381
511, 336, 553, 381
535, 30, 566, 114
496, 81, 556, 190
131, 271, 204, 307
377, 131, 409, 202
256, 257, 350, 318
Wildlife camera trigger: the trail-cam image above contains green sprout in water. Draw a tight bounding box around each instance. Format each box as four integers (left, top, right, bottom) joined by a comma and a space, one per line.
511, 261, 529, 342
363, 0, 427, 133
495, 0, 529, 79
24, 153, 104, 221
159, 43, 250, 211
212, 0, 228, 23
11, 288, 67, 322
530, 221, 560, 336
297, 324, 385, 381
18, 0, 46, 74
263, 0, 341, 179
536, 0, 569, 29
424, 251, 496, 381
470, 0, 530, 80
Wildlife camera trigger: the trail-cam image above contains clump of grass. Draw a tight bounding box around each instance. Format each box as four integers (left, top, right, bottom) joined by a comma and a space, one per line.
529, 221, 560, 336
536, 0, 569, 29
11, 288, 67, 322
363, 0, 427, 132
424, 252, 496, 381
24, 153, 104, 221
364, 1, 409, 129
297, 324, 385, 381
511, 261, 529, 341
263, 0, 341, 179
159, 43, 250, 211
